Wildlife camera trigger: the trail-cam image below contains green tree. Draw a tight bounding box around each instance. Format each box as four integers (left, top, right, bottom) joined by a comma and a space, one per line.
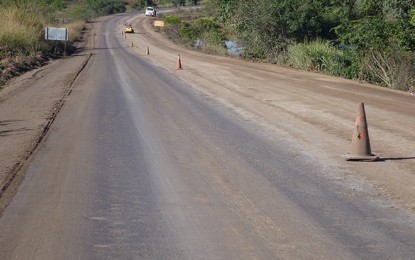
221, 0, 330, 59
171, 0, 186, 6
334, 0, 415, 50
207, 0, 238, 22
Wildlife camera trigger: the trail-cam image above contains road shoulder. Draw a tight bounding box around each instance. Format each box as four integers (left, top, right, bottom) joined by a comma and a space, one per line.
0, 31, 93, 216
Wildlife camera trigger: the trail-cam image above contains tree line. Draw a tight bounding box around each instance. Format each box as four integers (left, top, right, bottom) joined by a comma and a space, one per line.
2, 0, 414, 90
205, 0, 415, 91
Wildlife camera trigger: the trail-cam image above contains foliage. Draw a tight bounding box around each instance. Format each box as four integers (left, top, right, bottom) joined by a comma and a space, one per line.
333, 0, 415, 50
0, 0, 127, 61
361, 47, 415, 91
205, 0, 238, 22
285, 40, 362, 79
170, 0, 200, 6
70, 0, 126, 21
336, 44, 361, 79
0, 4, 48, 57
164, 16, 183, 24
131, 0, 153, 9
190, 18, 225, 45
335, 17, 415, 51
284, 39, 342, 74
207, 0, 336, 61
162, 12, 227, 54
205, 0, 415, 91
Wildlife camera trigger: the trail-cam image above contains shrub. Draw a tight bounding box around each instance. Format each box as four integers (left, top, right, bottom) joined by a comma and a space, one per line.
66, 20, 86, 43
0, 7, 46, 58
336, 45, 361, 80
162, 12, 228, 54
190, 18, 225, 46
164, 16, 183, 24
282, 40, 367, 80
361, 48, 415, 91
162, 16, 184, 44
284, 39, 343, 74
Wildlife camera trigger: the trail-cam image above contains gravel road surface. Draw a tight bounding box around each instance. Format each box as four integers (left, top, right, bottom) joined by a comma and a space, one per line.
0, 10, 415, 259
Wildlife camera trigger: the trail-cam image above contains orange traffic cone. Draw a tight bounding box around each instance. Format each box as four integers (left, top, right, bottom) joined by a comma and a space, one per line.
346, 103, 379, 161
176, 54, 182, 70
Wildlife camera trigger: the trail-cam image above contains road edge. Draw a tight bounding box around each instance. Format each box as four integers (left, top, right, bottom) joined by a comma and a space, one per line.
0, 53, 93, 216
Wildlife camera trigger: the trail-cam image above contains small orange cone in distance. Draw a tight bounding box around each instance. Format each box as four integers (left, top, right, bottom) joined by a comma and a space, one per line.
176, 54, 182, 70
346, 103, 379, 161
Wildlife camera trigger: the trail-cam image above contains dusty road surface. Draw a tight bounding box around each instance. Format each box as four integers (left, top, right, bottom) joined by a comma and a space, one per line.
1, 10, 415, 259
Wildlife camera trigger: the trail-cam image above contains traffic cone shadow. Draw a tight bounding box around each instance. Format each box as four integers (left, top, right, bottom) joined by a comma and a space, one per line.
346, 103, 379, 161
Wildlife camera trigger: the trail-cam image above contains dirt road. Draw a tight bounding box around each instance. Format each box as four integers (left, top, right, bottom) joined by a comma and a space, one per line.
127, 11, 415, 212
0, 10, 414, 259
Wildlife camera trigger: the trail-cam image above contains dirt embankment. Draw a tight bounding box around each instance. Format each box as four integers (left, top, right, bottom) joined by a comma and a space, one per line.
0, 55, 48, 86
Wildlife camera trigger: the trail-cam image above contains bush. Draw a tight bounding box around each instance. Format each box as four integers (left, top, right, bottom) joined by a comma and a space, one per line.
190, 18, 224, 46
284, 39, 343, 74
164, 16, 183, 24
162, 15, 226, 53
282, 40, 367, 80
162, 16, 184, 44
0, 31, 38, 57
336, 45, 361, 80
66, 20, 86, 43
361, 48, 415, 91
0, 7, 46, 58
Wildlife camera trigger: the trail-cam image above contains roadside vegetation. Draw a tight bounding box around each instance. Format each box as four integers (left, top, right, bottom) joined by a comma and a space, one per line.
2, 0, 415, 92
159, 0, 415, 92
0, 0, 129, 86
159, 8, 226, 55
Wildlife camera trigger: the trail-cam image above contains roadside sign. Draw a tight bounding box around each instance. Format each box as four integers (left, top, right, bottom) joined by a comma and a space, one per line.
45, 27, 68, 41
154, 21, 165, 27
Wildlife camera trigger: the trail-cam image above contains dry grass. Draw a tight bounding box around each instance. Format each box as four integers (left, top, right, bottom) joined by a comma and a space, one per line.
0, 4, 86, 86
0, 5, 86, 59
0, 7, 46, 57
66, 20, 86, 42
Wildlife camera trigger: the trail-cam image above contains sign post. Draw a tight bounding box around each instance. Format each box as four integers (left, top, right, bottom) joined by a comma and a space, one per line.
45, 27, 69, 57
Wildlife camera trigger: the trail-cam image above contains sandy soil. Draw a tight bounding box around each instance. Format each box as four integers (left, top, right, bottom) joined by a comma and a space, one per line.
1, 11, 414, 217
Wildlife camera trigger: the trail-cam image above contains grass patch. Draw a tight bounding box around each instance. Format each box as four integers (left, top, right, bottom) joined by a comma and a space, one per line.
283, 39, 343, 74
0, 7, 47, 58
66, 20, 87, 43
281, 39, 365, 80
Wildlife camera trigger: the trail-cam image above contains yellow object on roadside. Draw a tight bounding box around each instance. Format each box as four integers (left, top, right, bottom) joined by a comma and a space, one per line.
124, 24, 134, 33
